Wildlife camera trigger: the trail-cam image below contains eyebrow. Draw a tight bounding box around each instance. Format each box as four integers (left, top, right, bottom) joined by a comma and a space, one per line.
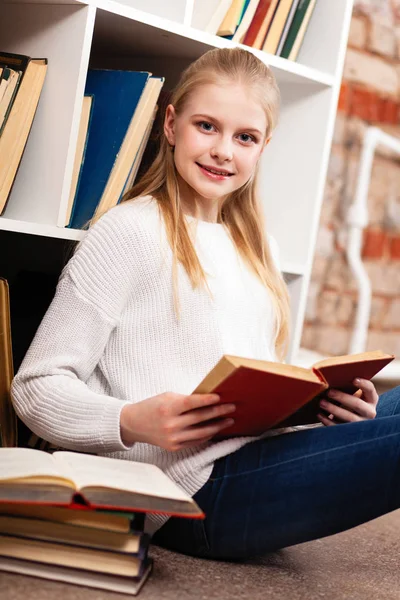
191, 114, 264, 137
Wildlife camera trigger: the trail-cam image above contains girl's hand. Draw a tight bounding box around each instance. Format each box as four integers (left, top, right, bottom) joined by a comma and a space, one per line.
120, 392, 236, 450
317, 378, 378, 427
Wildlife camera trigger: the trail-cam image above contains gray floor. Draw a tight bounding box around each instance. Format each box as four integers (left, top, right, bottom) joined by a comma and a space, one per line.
2, 510, 399, 600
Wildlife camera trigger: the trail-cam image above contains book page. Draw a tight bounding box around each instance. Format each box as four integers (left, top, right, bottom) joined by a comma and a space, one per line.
0, 448, 72, 483
312, 350, 393, 370
54, 452, 191, 501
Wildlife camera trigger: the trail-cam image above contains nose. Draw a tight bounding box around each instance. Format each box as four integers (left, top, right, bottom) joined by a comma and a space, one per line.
210, 135, 233, 162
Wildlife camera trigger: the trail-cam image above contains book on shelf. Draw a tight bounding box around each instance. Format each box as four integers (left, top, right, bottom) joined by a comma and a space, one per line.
68, 69, 152, 229
193, 350, 395, 438
262, 0, 298, 55
0, 277, 17, 449
0, 447, 204, 518
120, 105, 158, 198
69, 69, 164, 229
64, 94, 94, 227
242, 0, 274, 47
0, 66, 21, 133
231, 0, 261, 43
246, 0, 280, 49
280, 0, 317, 60
92, 75, 164, 221
0, 556, 153, 595
217, 0, 244, 37
0, 52, 47, 215
275, 0, 301, 55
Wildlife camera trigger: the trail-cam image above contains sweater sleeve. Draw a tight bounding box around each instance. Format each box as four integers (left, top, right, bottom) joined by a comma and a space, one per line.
11, 208, 141, 453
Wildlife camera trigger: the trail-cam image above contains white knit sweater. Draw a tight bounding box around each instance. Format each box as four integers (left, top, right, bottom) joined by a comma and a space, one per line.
11, 196, 289, 532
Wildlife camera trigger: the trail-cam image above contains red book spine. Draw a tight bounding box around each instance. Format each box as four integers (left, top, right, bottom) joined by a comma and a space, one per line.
243, 0, 272, 47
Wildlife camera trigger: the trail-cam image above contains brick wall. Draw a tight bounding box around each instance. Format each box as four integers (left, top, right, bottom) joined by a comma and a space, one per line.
301, 0, 400, 358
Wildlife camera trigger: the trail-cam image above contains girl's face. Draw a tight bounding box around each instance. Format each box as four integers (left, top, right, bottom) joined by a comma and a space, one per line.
164, 82, 268, 208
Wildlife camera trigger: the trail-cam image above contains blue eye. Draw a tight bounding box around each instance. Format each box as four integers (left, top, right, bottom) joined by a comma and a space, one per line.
238, 133, 255, 144
197, 121, 215, 132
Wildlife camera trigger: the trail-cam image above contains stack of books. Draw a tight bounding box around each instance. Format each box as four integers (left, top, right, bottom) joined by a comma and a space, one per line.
67, 69, 165, 230
196, 0, 318, 61
0, 52, 47, 216
0, 447, 204, 594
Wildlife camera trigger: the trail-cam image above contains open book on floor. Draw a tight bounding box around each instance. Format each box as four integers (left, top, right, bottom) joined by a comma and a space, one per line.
0, 449, 203, 518
194, 350, 395, 438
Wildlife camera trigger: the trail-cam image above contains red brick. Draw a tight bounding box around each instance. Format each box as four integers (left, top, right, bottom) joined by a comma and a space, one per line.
379, 98, 399, 123
350, 86, 370, 120
362, 228, 389, 259
389, 234, 400, 259
366, 89, 381, 122
338, 81, 351, 114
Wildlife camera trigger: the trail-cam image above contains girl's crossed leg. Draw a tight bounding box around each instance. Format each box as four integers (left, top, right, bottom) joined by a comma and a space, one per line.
153, 385, 400, 559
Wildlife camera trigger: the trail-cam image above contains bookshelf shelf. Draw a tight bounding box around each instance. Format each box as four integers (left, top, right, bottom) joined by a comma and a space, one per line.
91, 7, 336, 87
0, 218, 84, 242
0, 0, 354, 362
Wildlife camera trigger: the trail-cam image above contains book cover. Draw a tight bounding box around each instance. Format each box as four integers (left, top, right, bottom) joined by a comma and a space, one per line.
68, 69, 150, 230
65, 94, 94, 227
287, 0, 317, 61
252, 0, 280, 49
0, 53, 47, 214
0, 514, 149, 554
0, 278, 17, 448
276, 0, 301, 56
262, 0, 296, 54
280, 0, 315, 59
0, 68, 21, 134
231, 0, 260, 43
0, 534, 147, 577
242, 0, 273, 47
217, 0, 244, 37
92, 76, 164, 220
119, 105, 158, 199
0, 501, 143, 533
193, 351, 395, 437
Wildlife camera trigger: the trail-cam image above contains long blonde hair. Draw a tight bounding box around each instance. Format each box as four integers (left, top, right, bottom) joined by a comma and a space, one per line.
96, 47, 290, 360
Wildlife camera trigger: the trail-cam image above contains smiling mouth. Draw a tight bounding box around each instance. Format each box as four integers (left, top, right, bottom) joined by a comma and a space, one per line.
196, 163, 234, 176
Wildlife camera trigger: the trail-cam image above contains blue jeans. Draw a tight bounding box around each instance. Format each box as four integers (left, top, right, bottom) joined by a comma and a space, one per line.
153, 385, 400, 560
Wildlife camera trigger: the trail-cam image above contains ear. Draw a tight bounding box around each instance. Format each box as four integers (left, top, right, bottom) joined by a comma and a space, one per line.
164, 104, 176, 146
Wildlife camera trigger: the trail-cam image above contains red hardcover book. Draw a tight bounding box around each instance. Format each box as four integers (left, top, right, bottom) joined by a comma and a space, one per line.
194, 350, 394, 438
243, 0, 273, 47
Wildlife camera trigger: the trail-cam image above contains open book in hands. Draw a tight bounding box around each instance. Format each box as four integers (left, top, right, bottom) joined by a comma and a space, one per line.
0, 449, 203, 518
193, 350, 394, 438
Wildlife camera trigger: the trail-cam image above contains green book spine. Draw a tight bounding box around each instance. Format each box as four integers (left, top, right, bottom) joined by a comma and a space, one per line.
280, 0, 312, 59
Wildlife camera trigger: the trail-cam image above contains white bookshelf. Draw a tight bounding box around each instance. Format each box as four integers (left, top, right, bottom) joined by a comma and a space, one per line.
0, 0, 354, 361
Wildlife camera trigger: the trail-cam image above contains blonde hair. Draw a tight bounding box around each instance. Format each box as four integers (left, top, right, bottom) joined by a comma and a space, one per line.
94, 47, 290, 360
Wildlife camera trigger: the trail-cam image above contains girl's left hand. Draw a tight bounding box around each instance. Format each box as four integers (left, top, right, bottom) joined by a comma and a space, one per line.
317, 378, 379, 426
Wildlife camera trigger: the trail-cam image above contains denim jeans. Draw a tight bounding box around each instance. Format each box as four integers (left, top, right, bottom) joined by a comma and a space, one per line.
153, 385, 400, 560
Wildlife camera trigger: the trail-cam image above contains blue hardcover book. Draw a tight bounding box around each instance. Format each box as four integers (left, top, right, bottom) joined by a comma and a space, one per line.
69, 69, 151, 229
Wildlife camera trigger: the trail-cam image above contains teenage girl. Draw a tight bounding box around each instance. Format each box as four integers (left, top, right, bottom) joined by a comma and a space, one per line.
12, 47, 400, 560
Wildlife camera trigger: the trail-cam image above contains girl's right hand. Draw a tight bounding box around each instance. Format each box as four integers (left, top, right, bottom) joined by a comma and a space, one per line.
120, 392, 236, 451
